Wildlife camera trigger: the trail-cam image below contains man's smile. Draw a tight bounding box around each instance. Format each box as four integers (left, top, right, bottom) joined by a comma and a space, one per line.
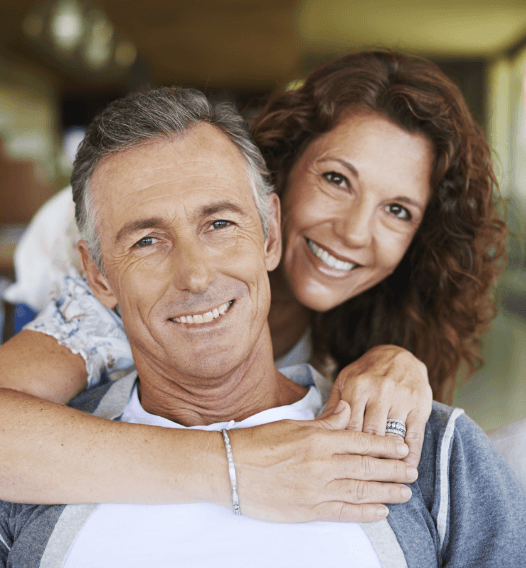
169, 300, 234, 324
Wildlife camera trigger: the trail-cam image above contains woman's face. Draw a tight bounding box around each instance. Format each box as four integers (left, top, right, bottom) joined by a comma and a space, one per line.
280, 112, 434, 312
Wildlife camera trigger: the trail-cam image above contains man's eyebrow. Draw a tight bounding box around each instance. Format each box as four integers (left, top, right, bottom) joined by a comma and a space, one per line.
115, 202, 248, 243
199, 200, 247, 217
115, 217, 165, 243
317, 157, 359, 178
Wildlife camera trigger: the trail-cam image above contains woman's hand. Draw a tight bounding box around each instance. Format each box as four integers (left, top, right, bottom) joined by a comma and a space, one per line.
320, 345, 432, 469
229, 401, 417, 523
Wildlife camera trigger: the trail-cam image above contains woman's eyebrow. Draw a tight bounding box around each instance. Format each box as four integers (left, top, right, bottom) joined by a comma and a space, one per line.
318, 157, 426, 211
395, 196, 426, 211
317, 157, 359, 178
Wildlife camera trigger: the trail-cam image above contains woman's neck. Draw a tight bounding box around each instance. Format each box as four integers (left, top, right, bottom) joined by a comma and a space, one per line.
268, 267, 311, 360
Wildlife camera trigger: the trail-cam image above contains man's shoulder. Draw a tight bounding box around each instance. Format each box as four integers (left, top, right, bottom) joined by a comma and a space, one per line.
426, 401, 465, 437
68, 370, 138, 418
426, 401, 495, 454
280, 364, 332, 408
0, 501, 68, 564
421, 401, 523, 494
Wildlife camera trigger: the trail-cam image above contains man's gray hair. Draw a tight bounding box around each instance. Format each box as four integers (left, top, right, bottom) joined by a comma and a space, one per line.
71, 87, 274, 271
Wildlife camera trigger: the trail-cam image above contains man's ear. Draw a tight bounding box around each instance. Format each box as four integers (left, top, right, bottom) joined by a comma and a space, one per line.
78, 240, 118, 309
264, 193, 282, 272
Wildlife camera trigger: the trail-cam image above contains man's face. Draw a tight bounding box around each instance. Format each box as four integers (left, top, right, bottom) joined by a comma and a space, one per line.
83, 124, 280, 380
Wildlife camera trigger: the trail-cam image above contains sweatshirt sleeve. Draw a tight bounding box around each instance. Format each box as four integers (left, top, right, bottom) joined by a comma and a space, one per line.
0, 503, 12, 566
439, 410, 526, 567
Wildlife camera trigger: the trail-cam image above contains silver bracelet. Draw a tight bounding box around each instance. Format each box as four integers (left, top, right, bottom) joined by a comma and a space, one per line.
221, 429, 241, 515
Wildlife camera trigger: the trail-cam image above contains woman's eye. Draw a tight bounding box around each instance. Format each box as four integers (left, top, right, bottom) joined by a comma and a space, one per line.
211, 220, 231, 230
135, 236, 155, 248
322, 171, 349, 188
387, 204, 412, 221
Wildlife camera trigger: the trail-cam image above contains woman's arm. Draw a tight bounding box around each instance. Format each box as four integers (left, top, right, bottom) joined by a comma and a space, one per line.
0, 349, 416, 523
0, 330, 87, 403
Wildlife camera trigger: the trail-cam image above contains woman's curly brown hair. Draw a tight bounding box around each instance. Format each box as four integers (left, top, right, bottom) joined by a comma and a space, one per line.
250, 50, 506, 403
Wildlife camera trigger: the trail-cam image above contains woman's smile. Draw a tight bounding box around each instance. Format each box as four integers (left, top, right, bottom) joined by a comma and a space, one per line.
305, 238, 359, 273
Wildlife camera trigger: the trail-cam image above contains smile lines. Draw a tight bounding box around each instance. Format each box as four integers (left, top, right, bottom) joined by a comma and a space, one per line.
169, 300, 234, 324
306, 239, 358, 271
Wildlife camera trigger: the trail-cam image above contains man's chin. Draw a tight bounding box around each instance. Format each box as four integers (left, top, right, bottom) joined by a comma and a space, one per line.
168, 360, 244, 383
162, 345, 249, 381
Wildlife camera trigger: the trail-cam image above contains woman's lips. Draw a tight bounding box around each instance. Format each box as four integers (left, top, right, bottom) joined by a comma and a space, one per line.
306, 238, 359, 272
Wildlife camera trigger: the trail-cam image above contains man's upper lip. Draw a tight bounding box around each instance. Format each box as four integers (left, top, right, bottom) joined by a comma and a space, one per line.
306, 238, 362, 266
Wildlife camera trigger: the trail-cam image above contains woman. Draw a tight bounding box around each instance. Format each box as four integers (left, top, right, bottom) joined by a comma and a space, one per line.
0, 51, 504, 521
253, 51, 505, 404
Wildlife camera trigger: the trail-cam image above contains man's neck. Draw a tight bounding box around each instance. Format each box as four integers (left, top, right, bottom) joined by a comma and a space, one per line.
132, 325, 308, 427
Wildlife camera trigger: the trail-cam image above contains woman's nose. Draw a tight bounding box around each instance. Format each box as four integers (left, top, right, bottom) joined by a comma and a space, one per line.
334, 197, 374, 249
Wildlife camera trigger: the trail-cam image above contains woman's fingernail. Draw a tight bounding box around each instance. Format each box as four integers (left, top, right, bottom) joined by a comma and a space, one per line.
401, 486, 412, 499
333, 400, 346, 414
407, 467, 418, 481
397, 443, 409, 456
377, 505, 389, 518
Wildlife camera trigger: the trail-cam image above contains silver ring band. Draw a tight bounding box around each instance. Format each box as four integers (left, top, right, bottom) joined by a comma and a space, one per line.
386, 418, 407, 438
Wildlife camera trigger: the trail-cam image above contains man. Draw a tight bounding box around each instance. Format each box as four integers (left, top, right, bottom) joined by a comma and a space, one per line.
0, 88, 524, 567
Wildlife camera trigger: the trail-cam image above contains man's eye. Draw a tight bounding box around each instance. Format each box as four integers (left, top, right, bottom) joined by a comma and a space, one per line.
135, 236, 155, 247
322, 171, 349, 188
211, 220, 231, 230
386, 204, 412, 221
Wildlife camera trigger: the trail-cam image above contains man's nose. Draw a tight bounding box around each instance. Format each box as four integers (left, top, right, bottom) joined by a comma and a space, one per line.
334, 196, 374, 249
172, 237, 215, 293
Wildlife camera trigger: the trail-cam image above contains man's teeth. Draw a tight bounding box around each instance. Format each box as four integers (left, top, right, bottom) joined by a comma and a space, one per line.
307, 239, 356, 271
171, 301, 233, 324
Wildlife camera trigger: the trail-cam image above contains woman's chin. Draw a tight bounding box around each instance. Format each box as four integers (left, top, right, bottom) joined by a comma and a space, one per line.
293, 283, 348, 313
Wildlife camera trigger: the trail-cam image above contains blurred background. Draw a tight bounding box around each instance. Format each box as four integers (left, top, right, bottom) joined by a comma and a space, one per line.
0, 0, 525, 430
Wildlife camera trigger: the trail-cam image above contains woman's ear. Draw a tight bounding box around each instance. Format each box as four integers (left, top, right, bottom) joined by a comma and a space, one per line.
264, 193, 282, 272
78, 240, 118, 309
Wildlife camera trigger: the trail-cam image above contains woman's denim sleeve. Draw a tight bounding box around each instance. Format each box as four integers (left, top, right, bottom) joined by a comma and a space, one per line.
24, 271, 134, 388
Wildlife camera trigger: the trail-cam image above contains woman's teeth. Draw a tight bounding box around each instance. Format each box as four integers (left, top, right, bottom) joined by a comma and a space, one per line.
171, 301, 233, 324
307, 239, 356, 271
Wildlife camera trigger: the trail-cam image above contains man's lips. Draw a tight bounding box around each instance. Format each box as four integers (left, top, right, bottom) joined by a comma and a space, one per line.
306, 238, 360, 272
168, 300, 234, 324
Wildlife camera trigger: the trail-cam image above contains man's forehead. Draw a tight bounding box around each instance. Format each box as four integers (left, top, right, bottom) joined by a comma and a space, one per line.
90, 124, 258, 236
93, 123, 248, 186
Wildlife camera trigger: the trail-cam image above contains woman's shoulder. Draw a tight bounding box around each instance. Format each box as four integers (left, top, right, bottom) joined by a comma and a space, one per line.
24, 270, 133, 388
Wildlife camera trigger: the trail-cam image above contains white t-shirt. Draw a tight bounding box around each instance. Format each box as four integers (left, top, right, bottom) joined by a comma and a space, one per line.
64, 381, 382, 568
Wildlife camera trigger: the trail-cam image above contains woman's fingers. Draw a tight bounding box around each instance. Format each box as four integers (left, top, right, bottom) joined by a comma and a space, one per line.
361, 400, 393, 436
313, 502, 391, 523
312, 477, 416, 522
361, 401, 428, 468
230, 420, 416, 523
319, 380, 342, 417
331, 454, 417, 484
315, 400, 351, 430
347, 400, 367, 432
328, 477, 413, 504
311, 420, 409, 460
327, 345, 432, 467
401, 408, 429, 468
